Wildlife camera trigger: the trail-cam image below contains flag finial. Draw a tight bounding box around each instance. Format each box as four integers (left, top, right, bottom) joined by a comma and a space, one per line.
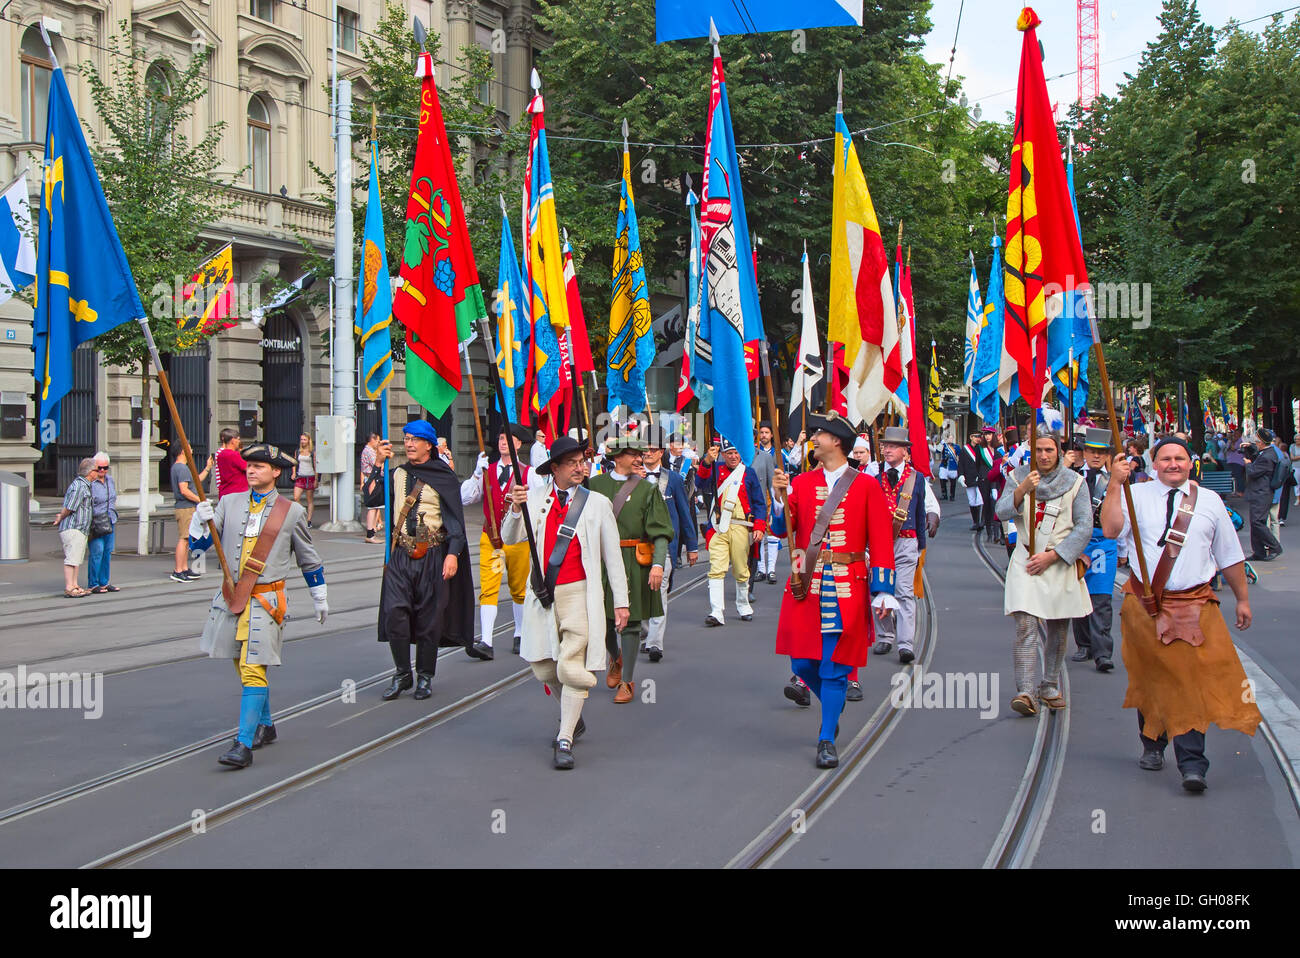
413, 16, 427, 51
530, 67, 541, 92
708, 17, 720, 51
499, 193, 507, 216
685, 171, 693, 193
622, 118, 629, 154
836, 70, 843, 114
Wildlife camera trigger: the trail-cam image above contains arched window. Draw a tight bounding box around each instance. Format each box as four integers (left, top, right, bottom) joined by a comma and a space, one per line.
247, 95, 271, 193
145, 63, 173, 155
20, 27, 53, 143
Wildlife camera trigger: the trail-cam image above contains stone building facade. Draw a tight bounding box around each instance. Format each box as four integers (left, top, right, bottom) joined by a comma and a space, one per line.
0, 0, 540, 507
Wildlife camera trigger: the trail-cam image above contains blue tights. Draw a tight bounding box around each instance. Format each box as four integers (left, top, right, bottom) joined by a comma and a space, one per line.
237, 687, 269, 748
791, 656, 851, 742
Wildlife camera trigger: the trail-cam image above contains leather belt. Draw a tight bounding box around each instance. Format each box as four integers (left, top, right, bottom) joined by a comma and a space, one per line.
619, 538, 647, 548
250, 579, 287, 626
819, 551, 866, 564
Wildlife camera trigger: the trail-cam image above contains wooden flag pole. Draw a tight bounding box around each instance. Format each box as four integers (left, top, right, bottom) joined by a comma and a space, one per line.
135, 319, 234, 589
759, 339, 786, 505
462, 350, 502, 552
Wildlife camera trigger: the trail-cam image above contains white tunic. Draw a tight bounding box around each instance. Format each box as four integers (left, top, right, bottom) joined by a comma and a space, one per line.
1002, 473, 1094, 620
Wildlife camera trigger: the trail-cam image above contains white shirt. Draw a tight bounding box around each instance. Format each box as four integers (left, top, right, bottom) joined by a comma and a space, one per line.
862, 460, 941, 516
529, 443, 549, 469
460, 461, 548, 502
1115, 478, 1245, 592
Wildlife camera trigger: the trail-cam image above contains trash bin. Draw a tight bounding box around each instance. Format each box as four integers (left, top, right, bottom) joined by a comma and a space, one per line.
0, 471, 30, 563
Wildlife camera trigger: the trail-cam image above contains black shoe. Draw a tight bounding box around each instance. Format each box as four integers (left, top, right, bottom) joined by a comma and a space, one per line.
218, 742, 253, 768
872, 640, 893, 655
816, 740, 839, 769
784, 678, 811, 708
512, 635, 521, 655
183, 569, 202, 579
846, 680, 863, 702
705, 615, 724, 627
169, 571, 188, 582
413, 675, 433, 700
1138, 749, 1165, 771
381, 672, 413, 701
251, 723, 277, 749
648, 647, 662, 663
748, 584, 755, 602
467, 640, 494, 661
768, 572, 778, 585
1071, 648, 1093, 662
898, 647, 915, 665
1095, 657, 1114, 672
553, 738, 575, 770
1181, 771, 1207, 792
1248, 554, 1273, 562
739, 612, 753, 622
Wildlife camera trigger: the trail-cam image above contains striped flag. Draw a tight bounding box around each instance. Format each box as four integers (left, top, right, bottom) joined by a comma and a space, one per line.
355, 146, 393, 400
963, 254, 983, 388
493, 207, 527, 421
787, 244, 824, 427
928, 341, 943, 429
606, 143, 656, 413
0, 171, 35, 306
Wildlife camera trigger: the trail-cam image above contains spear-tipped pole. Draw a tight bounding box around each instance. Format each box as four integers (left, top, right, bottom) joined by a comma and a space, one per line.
709, 17, 720, 53
135, 317, 234, 589
462, 348, 503, 551
561, 226, 594, 444
760, 340, 786, 505
622, 118, 629, 156
837, 69, 843, 114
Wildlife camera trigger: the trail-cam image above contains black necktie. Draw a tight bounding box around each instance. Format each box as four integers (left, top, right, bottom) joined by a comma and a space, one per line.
887, 467, 899, 487
556, 488, 568, 508
647, 471, 660, 480
1157, 489, 1178, 546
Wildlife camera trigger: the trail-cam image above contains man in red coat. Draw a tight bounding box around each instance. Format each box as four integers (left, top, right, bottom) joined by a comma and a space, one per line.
771, 413, 898, 768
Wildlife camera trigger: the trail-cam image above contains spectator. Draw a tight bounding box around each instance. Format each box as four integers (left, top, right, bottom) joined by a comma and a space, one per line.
170, 447, 213, 581
436, 436, 455, 470
361, 432, 384, 544
1226, 429, 1246, 493
1289, 433, 1300, 512
86, 452, 120, 594
291, 432, 317, 528
1243, 432, 1283, 560
215, 427, 249, 497
529, 429, 549, 469
53, 458, 95, 598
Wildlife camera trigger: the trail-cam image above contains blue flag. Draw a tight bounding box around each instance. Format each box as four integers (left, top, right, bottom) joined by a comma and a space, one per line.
356, 146, 394, 401
970, 235, 1007, 424
682, 187, 713, 412
1219, 394, 1230, 426
34, 61, 144, 444
656, 1, 862, 42
698, 49, 763, 463
606, 148, 656, 413
1047, 156, 1091, 414
494, 210, 528, 421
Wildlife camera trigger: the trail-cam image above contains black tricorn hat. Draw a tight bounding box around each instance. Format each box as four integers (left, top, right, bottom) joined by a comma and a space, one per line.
242, 442, 297, 469
808, 412, 857, 449
538, 436, 590, 475
499, 421, 533, 444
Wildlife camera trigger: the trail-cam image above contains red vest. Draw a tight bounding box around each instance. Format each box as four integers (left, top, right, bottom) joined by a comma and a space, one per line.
482, 463, 529, 539
775, 468, 896, 666
543, 492, 584, 584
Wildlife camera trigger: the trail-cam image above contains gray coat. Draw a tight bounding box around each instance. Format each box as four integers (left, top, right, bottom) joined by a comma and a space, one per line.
197, 489, 323, 666
751, 445, 777, 511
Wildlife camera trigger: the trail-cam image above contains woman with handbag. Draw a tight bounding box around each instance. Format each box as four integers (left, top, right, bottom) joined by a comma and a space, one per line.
87, 453, 120, 594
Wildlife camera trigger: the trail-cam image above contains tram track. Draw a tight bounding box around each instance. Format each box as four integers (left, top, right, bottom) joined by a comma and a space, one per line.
972, 531, 1070, 870
62, 570, 713, 868
727, 570, 938, 869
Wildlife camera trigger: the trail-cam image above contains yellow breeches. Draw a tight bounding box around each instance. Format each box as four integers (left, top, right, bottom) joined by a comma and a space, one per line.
234, 638, 267, 688
708, 524, 752, 581
479, 532, 530, 605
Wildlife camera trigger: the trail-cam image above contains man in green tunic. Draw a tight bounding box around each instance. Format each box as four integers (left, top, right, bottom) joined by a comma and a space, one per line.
587, 434, 675, 704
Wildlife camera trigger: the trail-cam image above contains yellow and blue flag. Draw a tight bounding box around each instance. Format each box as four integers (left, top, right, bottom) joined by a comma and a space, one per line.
494, 208, 528, 422
33, 56, 144, 444
355, 146, 393, 400
607, 146, 656, 413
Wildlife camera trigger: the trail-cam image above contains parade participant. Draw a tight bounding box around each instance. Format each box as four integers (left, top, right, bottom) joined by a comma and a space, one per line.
667, 433, 698, 546
754, 423, 781, 586
995, 425, 1094, 717
770, 413, 898, 768
641, 430, 699, 662
1243, 429, 1284, 561
505, 437, 629, 769
1071, 428, 1119, 671
696, 437, 768, 626
958, 433, 987, 530
850, 435, 872, 468
189, 442, 327, 769
372, 421, 476, 701
460, 422, 547, 658
939, 437, 960, 500
864, 427, 933, 666
587, 434, 675, 703
1102, 438, 1260, 791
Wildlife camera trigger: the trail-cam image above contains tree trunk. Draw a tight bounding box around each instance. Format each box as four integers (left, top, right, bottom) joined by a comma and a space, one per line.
1236, 370, 1244, 430
1281, 384, 1295, 444
137, 366, 152, 556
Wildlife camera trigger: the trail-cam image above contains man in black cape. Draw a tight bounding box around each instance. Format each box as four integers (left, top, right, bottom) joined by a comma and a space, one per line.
368, 420, 476, 700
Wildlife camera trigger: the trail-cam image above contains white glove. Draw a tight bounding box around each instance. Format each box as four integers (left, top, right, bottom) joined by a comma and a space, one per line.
474, 452, 490, 475
957, 475, 966, 487
310, 585, 328, 625
189, 500, 215, 540
872, 593, 901, 614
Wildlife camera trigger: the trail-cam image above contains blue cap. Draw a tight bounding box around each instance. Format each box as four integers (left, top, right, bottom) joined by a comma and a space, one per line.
403, 420, 438, 444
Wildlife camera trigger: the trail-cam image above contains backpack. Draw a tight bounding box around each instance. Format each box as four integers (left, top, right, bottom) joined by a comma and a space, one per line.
1269, 447, 1288, 491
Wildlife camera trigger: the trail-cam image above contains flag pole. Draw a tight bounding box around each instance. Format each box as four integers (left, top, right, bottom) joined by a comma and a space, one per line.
462, 348, 503, 559
477, 316, 546, 581
561, 227, 594, 444
369, 105, 391, 563
135, 317, 234, 589
759, 339, 787, 505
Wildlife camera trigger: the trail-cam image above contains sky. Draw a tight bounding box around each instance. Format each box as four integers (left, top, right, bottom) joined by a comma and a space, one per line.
919, 0, 1296, 121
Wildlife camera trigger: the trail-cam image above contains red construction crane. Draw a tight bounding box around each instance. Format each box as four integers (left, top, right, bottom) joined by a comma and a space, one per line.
1077, 0, 1100, 110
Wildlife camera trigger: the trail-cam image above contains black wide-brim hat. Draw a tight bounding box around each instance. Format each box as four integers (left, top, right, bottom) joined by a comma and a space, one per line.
500, 422, 533, 444
242, 442, 297, 469
807, 412, 857, 448
538, 436, 590, 475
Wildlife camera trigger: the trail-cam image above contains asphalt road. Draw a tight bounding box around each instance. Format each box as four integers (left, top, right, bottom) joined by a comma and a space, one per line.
3, 499, 1298, 868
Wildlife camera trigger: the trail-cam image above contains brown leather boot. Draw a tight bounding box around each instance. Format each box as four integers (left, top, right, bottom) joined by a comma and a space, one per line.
613, 680, 634, 704
606, 656, 623, 689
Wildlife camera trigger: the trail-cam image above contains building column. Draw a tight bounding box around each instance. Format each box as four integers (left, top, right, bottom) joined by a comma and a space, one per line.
445, 0, 477, 82
505, 1, 534, 124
